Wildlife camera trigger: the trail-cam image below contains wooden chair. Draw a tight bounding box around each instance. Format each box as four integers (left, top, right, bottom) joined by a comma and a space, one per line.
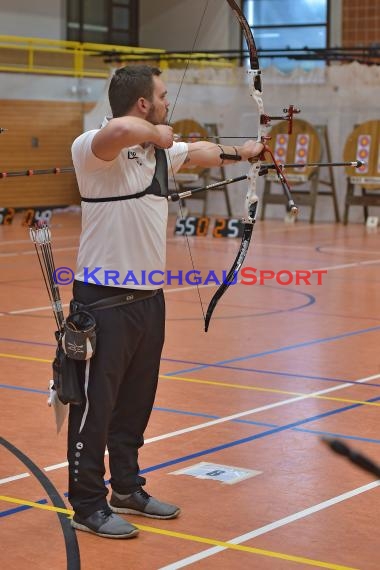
260, 119, 340, 223
343, 119, 380, 224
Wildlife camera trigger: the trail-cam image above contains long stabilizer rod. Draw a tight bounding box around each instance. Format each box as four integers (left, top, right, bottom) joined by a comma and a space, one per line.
322, 437, 380, 478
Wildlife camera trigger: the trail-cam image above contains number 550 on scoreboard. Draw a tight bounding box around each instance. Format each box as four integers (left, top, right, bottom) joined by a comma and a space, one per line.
174, 216, 244, 238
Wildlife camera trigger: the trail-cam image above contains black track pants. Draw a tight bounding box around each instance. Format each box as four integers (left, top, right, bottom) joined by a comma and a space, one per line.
67, 281, 165, 518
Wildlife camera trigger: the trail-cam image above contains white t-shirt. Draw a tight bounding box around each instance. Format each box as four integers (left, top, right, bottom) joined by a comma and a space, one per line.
72, 128, 188, 289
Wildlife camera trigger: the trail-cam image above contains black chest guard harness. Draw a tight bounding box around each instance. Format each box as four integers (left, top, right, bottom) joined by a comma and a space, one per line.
81, 147, 169, 203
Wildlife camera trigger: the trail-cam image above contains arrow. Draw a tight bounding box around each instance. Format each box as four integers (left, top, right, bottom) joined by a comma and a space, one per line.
168, 175, 247, 202
259, 160, 364, 173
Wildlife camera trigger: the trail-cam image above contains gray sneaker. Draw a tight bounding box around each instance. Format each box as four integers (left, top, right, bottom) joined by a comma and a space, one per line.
110, 488, 181, 519
71, 508, 139, 538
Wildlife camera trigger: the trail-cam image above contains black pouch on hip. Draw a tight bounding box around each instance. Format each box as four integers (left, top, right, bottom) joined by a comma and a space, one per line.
52, 310, 96, 405
62, 310, 96, 360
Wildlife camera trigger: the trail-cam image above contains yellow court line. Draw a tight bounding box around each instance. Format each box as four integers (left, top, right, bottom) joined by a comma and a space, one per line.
0, 495, 358, 570
0, 352, 378, 408
0, 352, 51, 363
160, 374, 380, 407
0, 495, 72, 515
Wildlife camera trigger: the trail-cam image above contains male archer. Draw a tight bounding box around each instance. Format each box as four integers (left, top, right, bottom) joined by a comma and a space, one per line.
69, 64, 263, 538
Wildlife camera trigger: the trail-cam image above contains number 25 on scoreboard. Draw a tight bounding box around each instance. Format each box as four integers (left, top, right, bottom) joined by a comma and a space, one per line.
212, 218, 244, 238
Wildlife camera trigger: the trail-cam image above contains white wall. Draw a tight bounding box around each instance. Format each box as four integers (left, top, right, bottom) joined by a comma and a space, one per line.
0, 73, 105, 103
139, 0, 239, 52
0, 0, 65, 39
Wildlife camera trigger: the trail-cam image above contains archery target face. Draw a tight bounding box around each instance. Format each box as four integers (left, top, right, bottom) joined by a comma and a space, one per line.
294, 134, 310, 172
356, 135, 370, 173
274, 134, 289, 164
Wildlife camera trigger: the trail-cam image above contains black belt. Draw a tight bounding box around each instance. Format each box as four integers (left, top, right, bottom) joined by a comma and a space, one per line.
70, 289, 158, 313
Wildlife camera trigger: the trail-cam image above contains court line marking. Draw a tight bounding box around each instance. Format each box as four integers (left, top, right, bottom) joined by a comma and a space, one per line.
0, 235, 79, 247
3, 338, 380, 388
0, 276, 301, 315
2, 365, 380, 408
145, 373, 379, 445
2, 237, 378, 256
0, 494, 359, 570
0, 223, 330, 251
1, 226, 378, 568
1, 369, 379, 484
163, 358, 380, 387
1, 257, 380, 317
2, 399, 379, 570
2, 384, 380, 451
316, 246, 380, 256
160, 374, 380, 407
1, 351, 379, 408
170, 323, 380, 375
0, 473, 30, 485
0, 437, 80, 568
3, 338, 379, 388
158, 480, 379, 570
0, 353, 51, 362
3, 394, 380, 501
0, 304, 70, 316
4, 394, 380, 480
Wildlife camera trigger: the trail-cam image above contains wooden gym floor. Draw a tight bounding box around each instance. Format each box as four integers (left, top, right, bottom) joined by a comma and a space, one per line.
1, 211, 379, 570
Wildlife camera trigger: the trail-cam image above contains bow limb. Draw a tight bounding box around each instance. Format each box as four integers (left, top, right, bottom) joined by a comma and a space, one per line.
204, 0, 264, 332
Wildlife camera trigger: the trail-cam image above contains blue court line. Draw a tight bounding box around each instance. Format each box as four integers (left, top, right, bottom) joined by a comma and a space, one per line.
168, 287, 316, 323
4, 316, 380, 391
1, 381, 379, 444
3, 358, 380, 399
0, 338, 380, 386
284, 427, 380, 444
163, 358, 380, 388
139, 394, 380, 474
0, 337, 55, 348
2, 394, 380, 519
154, 407, 380, 444
0, 498, 48, 517
0, 284, 314, 351
0, 336, 346, 384
166, 324, 380, 375
0, 384, 47, 395
1, 336, 377, 388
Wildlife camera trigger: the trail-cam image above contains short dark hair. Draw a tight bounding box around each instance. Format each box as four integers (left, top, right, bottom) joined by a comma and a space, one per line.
108, 65, 162, 118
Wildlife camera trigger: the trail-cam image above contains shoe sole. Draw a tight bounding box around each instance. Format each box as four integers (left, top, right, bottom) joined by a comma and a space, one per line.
110, 505, 181, 519
71, 520, 139, 538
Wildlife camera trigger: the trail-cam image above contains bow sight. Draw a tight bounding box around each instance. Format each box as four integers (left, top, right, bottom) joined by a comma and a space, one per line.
260, 105, 301, 135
